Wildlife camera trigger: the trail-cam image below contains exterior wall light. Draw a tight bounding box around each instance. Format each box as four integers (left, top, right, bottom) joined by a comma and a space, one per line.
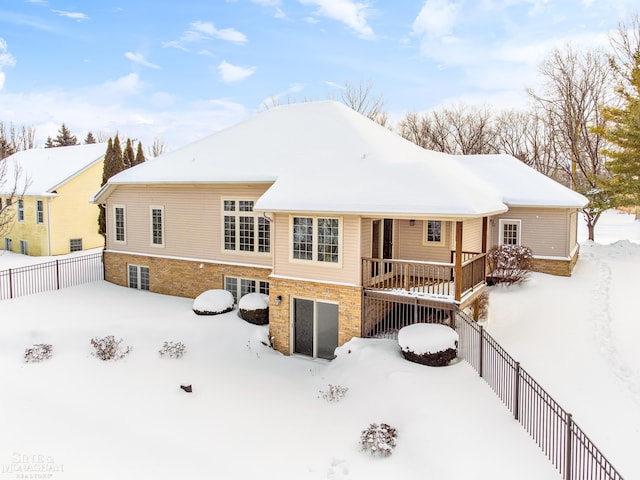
275, 295, 282, 306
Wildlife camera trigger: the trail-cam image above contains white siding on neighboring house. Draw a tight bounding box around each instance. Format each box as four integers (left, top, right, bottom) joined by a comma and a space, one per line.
105, 183, 273, 266
273, 212, 361, 285
490, 207, 572, 258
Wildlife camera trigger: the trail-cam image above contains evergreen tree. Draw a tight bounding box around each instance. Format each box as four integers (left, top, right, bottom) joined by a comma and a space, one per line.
98, 136, 126, 238
53, 123, 79, 147
599, 56, 640, 209
84, 131, 97, 144
122, 138, 135, 168
44, 136, 55, 148
132, 141, 145, 166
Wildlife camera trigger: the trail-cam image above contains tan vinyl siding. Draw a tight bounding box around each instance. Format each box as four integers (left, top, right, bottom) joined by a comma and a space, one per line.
106, 183, 273, 266
461, 217, 483, 252
396, 219, 453, 263
569, 210, 578, 250
490, 207, 571, 257
273, 213, 361, 285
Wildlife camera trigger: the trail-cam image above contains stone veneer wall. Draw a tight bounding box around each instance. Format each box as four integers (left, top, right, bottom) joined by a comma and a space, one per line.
104, 251, 271, 298
268, 277, 362, 355
532, 247, 580, 277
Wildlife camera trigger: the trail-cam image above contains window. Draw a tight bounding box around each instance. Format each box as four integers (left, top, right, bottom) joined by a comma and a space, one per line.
128, 265, 150, 290
4, 238, 12, 251
224, 276, 269, 303
17, 199, 24, 222
425, 220, 442, 243
292, 216, 339, 263
151, 207, 164, 246
223, 199, 270, 253
70, 238, 83, 252
114, 206, 126, 242
499, 219, 521, 246
19, 240, 28, 255
36, 200, 44, 224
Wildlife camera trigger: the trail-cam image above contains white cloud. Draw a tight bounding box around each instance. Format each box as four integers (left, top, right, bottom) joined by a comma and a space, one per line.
51, 10, 90, 21
412, 0, 460, 39
218, 60, 257, 83
161, 41, 189, 52
125, 52, 161, 69
0, 38, 16, 90
191, 21, 248, 44
102, 73, 144, 96
250, 0, 281, 5
299, 0, 375, 39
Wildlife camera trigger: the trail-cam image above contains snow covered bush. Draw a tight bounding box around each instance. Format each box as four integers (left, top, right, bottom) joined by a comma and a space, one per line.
91, 335, 132, 361
398, 323, 458, 367
159, 341, 186, 359
24, 343, 53, 363
319, 384, 349, 403
192, 289, 235, 315
486, 244, 533, 285
360, 423, 397, 457
238, 292, 269, 325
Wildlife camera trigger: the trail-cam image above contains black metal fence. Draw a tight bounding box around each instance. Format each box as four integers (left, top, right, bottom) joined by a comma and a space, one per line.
0, 251, 104, 300
455, 309, 624, 480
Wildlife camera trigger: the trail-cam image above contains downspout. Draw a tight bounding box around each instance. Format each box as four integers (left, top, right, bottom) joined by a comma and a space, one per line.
46, 197, 53, 256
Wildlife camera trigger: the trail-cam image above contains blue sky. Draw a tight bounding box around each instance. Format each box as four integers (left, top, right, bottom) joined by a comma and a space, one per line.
0, 0, 637, 150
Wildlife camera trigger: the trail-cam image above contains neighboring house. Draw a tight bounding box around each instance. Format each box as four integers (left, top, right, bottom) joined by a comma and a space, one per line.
1, 143, 107, 256
91, 102, 587, 359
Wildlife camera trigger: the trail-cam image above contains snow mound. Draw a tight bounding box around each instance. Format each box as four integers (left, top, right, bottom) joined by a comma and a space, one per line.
238, 293, 269, 311
192, 289, 235, 315
398, 323, 458, 355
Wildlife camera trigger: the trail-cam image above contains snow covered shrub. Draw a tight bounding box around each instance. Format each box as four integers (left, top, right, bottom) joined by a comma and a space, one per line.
398, 323, 458, 367
24, 343, 53, 363
238, 292, 269, 325
476, 291, 489, 320
159, 341, 186, 359
319, 384, 349, 403
192, 289, 235, 315
91, 335, 132, 361
486, 244, 533, 285
360, 423, 397, 457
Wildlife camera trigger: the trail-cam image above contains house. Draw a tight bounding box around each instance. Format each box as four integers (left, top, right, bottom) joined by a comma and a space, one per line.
91, 101, 587, 359
0, 143, 107, 256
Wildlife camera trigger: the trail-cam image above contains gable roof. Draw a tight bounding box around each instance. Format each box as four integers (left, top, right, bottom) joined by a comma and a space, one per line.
455, 154, 588, 208
1, 143, 107, 197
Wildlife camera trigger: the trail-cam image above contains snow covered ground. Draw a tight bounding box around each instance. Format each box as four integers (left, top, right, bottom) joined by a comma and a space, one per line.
0, 209, 638, 479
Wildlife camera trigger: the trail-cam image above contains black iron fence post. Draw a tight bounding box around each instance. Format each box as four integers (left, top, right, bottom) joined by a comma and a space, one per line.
514, 361, 520, 420
566, 413, 573, 480
9, 268, 13, 299
479, 324, 484, 378
55, 259, 60, 290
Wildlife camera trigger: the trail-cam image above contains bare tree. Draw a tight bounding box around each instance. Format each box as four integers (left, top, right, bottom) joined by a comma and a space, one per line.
0, 122, 36, 160
0, 159, 28, 238
399, 104, 495, 154
527, 44, 616, 240
341, 80, 388, 127
609, 13, 640, 91
146, 137, 168, 158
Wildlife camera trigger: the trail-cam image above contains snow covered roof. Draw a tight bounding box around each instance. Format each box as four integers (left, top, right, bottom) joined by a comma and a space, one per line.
455, 154, 588, 208
1, 143, 106, 197
93, 101, 584, 216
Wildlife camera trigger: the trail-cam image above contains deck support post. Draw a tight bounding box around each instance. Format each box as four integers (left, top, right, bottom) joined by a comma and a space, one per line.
454, 221, 463, 301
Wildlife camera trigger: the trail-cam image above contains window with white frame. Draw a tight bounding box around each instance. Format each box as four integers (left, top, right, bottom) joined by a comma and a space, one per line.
224, 276, 269, 303
150, 206, 164, 246
128, 264, 150, 290
424, 220, 443, 244
223, 199, 270, 253
499, 219, 521, 246
70, 238, 83, 252
19, 240, 28, 255
114, 206, 126, 242
292, 216, 340, 263
17, 199, 24, 222
4, 238, 12, 251
36, 200, 44, 224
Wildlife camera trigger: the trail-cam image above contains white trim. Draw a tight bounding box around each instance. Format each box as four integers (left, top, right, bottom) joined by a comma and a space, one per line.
422, 219, 445, 246
268, 273, 358, 288
289, 214, 343, 266
150, 205, 165, 247
113, 204, 127, 244
532, 254, 571, 261
498, 219, 522, 246
103, 249, 272, 270
220, 197, 271, 256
